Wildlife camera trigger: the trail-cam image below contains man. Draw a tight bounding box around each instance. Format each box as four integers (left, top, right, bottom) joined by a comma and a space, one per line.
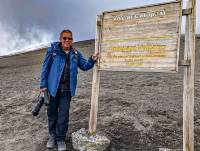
40, 29, 98, 151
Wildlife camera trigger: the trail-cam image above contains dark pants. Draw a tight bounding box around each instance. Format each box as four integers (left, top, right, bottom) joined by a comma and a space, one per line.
47, 90, 71, 141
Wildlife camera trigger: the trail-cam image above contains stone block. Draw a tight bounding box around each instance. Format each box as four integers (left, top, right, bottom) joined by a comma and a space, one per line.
72, 128, 110, 151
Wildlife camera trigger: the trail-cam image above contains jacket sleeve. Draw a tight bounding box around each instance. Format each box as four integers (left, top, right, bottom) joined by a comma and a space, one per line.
77, 50, 96, 71
40, 47, 53, 89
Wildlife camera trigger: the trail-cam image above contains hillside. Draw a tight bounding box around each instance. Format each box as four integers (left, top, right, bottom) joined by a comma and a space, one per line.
0, 37, 200, 151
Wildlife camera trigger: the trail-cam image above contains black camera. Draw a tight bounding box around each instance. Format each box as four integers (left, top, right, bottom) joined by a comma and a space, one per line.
32, 90, 50, 116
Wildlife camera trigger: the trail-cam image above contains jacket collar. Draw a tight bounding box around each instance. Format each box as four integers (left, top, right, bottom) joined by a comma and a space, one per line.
51, 42, 77, 56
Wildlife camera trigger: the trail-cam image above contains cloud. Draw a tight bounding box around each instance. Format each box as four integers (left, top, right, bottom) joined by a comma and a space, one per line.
0, 22, 53, 56
0, 0, 95, 56
0, 0, 97, 56
0, 0, 199, 56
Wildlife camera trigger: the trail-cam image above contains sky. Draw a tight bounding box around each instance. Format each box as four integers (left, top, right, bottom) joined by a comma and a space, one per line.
0, 0, 199, 56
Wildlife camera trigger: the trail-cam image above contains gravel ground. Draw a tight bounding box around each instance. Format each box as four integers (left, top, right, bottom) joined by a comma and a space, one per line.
0, 38, 200, 151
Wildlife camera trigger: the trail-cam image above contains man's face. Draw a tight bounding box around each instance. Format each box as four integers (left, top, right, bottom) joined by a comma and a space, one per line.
60, 32, 73, 50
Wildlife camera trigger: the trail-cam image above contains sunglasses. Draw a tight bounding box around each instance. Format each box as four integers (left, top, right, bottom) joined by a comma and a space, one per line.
62, 37, 73, 41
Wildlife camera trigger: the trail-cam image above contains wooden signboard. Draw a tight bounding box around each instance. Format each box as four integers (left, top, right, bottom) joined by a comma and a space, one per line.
99, 1, 182, 72
89, 0, 196, 151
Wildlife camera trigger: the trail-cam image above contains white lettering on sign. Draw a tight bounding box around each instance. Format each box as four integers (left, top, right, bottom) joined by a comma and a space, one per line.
113, 10, 166, 21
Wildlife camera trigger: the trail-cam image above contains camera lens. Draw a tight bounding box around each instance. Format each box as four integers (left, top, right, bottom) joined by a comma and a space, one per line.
32, 97, 44, 116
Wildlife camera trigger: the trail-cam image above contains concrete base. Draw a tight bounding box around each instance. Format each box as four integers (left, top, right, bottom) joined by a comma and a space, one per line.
72, 128, 110, 151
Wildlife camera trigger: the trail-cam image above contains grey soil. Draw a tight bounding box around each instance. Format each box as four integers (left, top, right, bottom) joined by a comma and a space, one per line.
0, 37, 200, 151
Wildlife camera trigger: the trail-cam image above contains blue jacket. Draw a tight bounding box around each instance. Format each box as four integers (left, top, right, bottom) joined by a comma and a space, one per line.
40, 42, 95, 97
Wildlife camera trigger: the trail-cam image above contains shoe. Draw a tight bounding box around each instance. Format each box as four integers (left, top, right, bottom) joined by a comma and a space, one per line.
46, 135, 56, 149
57, 140, 66, 151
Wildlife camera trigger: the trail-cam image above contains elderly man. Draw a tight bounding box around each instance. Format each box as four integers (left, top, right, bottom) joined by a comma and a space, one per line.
40, 29, 98, 151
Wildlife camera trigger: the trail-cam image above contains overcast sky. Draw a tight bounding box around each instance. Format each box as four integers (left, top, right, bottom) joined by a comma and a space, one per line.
0, 0, 199, 55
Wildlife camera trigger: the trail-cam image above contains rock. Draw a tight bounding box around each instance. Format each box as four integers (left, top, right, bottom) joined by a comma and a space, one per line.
72, 128, 110, 151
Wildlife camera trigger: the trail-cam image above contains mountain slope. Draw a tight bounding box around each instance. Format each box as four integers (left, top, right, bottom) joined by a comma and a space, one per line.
0, 38, 200, 151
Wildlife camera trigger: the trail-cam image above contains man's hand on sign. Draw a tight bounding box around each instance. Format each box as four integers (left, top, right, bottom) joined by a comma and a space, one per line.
92, 52, 99, 61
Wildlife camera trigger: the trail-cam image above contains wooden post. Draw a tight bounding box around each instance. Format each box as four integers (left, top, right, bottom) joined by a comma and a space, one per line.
183, 0, 196, 151
89, 15, 101, 135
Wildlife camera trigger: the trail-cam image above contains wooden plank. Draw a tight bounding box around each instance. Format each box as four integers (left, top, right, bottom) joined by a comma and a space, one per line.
99, 67, 176, 73
99, 1, 182, 73
89, 15, 102, 135
183, 0, 196, 151
103, 0, 181, 14
176, 0, 183, 73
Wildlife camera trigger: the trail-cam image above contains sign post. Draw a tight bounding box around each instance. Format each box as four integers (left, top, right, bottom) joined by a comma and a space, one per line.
89, 15, 101, 135
183, 0, 196, 151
